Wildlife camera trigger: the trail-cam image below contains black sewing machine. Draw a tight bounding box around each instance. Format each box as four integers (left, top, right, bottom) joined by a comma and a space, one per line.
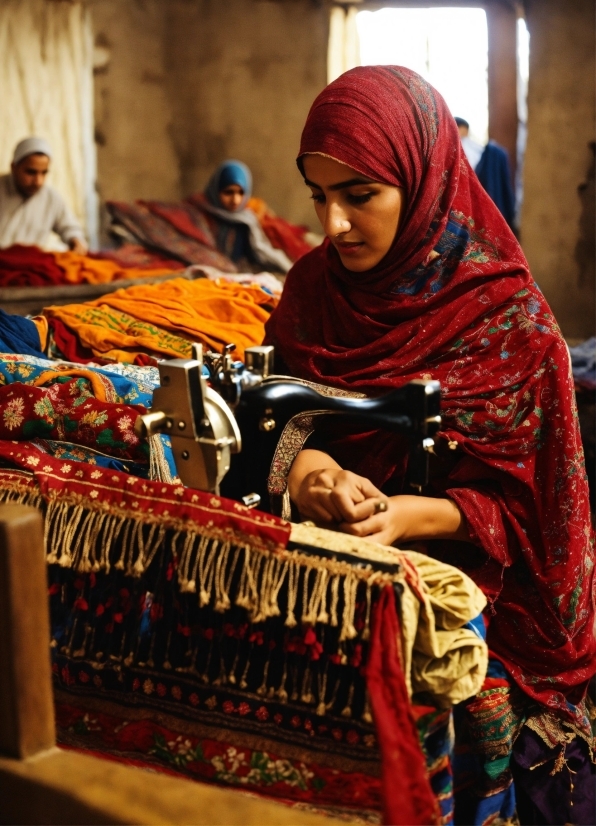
135, 344, 441, 512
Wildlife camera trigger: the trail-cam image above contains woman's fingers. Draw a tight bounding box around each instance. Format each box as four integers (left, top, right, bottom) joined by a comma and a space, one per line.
339, 512, 387, 537
297, 468, 388, 528
338, 498, 398, 542
328, 474, 384, 522
348, 496, 389, 522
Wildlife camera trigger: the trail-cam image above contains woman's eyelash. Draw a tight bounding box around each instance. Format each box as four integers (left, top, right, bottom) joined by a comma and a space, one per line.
348, 192, 375, 204
309, 191, 376, 205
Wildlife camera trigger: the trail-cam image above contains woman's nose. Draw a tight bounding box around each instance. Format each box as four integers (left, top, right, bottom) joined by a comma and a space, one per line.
324, 201, 350, 237
233, 193, 243, 208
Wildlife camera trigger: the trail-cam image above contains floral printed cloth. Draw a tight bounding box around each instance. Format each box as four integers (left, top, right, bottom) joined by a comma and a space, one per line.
0, 354, 175, 476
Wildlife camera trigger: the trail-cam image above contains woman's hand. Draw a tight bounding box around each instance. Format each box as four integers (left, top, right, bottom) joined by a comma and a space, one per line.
287, 449, 470, 546
293, 466, 388, 526
339, 494, 471, 546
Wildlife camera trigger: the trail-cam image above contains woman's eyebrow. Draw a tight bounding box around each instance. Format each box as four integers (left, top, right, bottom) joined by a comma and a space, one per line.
303, 176, 377, 191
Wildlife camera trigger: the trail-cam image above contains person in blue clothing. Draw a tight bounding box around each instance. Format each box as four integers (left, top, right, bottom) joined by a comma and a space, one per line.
455, 117, 516, 229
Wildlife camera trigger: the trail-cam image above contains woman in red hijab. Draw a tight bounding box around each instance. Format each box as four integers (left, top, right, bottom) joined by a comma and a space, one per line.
265, 66, 595, 825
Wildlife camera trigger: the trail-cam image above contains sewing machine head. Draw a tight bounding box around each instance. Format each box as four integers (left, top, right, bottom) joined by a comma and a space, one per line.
135, 343, 441, 510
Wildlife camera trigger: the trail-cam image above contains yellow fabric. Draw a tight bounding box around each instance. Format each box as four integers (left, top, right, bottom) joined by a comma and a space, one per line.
288, 522, 488, 708
31, 314, 48, 352
32, 366, 117, 402
43, 277, 277, 363
51, 251, 175, 285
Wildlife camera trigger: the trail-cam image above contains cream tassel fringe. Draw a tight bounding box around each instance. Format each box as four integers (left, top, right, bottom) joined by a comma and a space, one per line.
2, 483, 400, 642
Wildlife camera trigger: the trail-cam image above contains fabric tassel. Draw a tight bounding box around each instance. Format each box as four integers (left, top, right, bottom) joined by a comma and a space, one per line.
148, 433, 174, 484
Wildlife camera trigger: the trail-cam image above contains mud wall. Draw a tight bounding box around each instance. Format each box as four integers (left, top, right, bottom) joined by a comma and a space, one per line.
521, 0, 595, 338
91, 0, 328, 232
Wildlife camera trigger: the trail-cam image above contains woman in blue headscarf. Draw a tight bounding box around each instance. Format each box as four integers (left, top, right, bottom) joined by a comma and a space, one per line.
188, 160, 293, 273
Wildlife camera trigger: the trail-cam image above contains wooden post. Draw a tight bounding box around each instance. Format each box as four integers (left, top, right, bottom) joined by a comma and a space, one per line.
486, 0, 519, 182
0, 504, 55, 758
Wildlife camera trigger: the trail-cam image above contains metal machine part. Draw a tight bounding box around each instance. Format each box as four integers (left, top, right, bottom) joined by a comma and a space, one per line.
136, 343, 441, 502
135, 343, 241, 493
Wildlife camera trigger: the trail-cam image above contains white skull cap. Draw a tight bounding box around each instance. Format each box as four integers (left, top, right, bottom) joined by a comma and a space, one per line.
12, 137, 52, 166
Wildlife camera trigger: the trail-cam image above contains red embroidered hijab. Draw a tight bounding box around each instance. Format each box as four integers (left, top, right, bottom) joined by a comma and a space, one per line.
265, 66, 596, 721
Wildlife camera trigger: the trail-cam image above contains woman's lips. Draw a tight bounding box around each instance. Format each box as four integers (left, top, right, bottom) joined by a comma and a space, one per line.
335, 241, 364, 256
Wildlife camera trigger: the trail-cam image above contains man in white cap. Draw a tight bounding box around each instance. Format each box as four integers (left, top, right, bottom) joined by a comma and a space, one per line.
0, 137, 88, 253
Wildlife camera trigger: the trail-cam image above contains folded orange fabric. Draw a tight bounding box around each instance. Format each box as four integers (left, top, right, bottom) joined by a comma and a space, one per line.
30, 315, 49, 351
43, 277, 278, 363
51, 251, 175, 284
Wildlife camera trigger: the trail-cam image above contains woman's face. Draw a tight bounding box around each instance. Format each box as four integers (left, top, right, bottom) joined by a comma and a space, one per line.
219, 184, 245, 212
302, 154, 405, 272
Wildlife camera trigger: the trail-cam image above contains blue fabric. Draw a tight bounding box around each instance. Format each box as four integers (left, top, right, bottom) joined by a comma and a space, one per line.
486, 659, 509, 679
463, 613, 486, 641
205, 160, 252, 209
569, 337, 596, 388
392, 212, 470, 295
0, 309, 45, 357
475, 141, 516, 229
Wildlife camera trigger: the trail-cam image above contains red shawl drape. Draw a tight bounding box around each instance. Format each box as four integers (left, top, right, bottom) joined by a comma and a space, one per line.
265, 66, 595, 723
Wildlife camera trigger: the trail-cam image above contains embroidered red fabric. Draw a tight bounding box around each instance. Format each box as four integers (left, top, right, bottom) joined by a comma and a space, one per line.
265, 66, 596, 722
366, 585, 439, 825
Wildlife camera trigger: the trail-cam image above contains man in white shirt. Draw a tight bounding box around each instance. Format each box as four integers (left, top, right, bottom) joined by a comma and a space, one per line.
0, 137, 88, 253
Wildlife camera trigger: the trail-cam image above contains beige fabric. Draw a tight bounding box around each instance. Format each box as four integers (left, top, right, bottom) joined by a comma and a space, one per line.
0, 0, 95, 242
289, 522, 488, 708
396, 550, 487, 707
0, 173, 84, 247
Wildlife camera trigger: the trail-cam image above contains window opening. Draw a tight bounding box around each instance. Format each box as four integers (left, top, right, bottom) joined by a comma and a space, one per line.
355, 7, 489, 145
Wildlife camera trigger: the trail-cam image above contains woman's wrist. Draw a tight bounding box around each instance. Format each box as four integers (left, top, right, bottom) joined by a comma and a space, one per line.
389, 494, 470, 542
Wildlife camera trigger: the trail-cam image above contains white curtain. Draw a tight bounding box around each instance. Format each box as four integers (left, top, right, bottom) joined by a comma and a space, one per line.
0, 0, 97, 247
328, 5, 361, 84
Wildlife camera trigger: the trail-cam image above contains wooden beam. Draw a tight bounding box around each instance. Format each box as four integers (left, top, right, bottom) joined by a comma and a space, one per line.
0, 505, 55, 759
0, 749, 338, 826
486, 1, 519, 180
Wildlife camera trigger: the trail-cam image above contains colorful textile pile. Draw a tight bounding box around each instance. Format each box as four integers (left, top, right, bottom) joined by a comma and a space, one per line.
0, 380, 146, 459
0, 353, 175, 477
106, 201, 238, 273
91, 242, 186, 272
452, 662, 525, 825
0, 243, 65, 285
51, 250, 175, 284
185, 265, 284, 300
0, 244, 179, 287
0, 444, 452, 823
43, 277, 278, 364
107, 196, 314, 273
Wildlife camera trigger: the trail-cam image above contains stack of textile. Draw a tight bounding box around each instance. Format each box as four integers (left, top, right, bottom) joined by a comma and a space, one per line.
106, 196, 313, 274
0, 244, 181, 287
0, 437, 487, 824
92, 242, 187, 272
0, 351, 175, 477
38, 277, 279, 365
